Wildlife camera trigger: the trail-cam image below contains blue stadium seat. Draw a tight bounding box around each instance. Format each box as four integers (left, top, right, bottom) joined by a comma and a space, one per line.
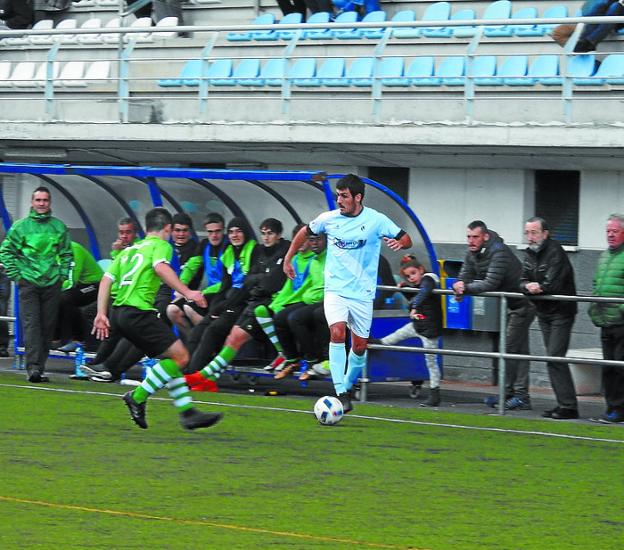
388, 10, 417, 38
515, 55, 559, 86
318, 58, 346, 86
378, 57, 406, 86
438, 56, 465, 86
475, 56, 527, 86
574, 54, 624, 85
348, 57, 375, 86
406, 56, 436, 85
308, 11, 358, 40
487, 6, 537, 37
302, 12, 331, 39
207, 59, 235, 86
419, 2, 452, 38
482, 0, 513, 37
227, 14, 276, 41
515, 5, 567, 37
450, 9, 477, 38
289, 58, 317, 85
541, 55, 595, 86
468, 55, 497, 85
233, 58, 262, 86
263, 58, 288, 86
255, 13, 303, 41
158, 59, 200, 87
336, 11, 386, 39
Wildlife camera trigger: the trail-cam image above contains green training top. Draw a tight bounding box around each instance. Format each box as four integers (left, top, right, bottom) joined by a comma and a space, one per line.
270, 249, 316, 313
106, 236, 172, 311
301, 249, 326, 305
63, 241, 104, 290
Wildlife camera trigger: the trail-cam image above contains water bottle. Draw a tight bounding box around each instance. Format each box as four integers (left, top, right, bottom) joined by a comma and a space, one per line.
384, 296, 396, 309
74, 345, 86, 378
299, 360, 309, 388
141, 357, 157, 379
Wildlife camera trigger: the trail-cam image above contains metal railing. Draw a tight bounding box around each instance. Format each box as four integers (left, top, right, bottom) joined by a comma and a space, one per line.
1, 15, 624, 123
370, 285, 624, 413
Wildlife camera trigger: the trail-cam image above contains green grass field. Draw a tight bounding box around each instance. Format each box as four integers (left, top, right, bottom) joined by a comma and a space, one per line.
1, 371, 623, 550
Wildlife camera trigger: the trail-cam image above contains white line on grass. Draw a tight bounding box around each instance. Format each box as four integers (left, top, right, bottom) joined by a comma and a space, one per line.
2, 382, 623, 445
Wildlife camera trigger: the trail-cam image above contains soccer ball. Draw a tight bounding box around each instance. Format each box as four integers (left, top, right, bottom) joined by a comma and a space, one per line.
314, 396, 344, 425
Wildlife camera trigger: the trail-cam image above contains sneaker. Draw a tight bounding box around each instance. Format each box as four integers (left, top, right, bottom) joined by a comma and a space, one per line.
597, 409, 624, 424
180, 408, 223, 430
274, 361, 298, 380
484, 395, 499, 408
550, 408, 579, 420
58, 341, 81, 353
311, 360, 330, 377
541, 407, 559, 418
504, 396, 532, 411
28, 372, 48, 383
122, 391, 147, 429
337, 392, 353, 413
81, 364, 113, 381
264, 355, 286, 372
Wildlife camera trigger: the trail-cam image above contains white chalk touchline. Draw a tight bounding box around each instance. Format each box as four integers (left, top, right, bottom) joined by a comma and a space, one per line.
1, 382, 623, 445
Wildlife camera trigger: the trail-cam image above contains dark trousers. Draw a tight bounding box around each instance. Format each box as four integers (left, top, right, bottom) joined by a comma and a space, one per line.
153, 0, 184, 24
19, 280, 62, 375
57, 283, 98, 343
305, 0, 333, 13
277, 0, 307, 18
284, 302, 329, 361
186, 308, 240, 373
505, 303, 536, 400
0, 272, 11, 350
582, 0, 624, 46
538, 313, 578, 410
102, 337, 145, 378
600, 324, 624, 411
274, 303, 307, 359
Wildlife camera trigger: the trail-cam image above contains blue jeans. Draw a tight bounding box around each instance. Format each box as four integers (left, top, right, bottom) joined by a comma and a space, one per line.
581, 0, 624, 46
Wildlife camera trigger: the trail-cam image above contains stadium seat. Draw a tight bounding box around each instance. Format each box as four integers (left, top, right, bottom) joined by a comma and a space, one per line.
318, 58, 346, 86
308, 11, 358, 40
336, 11, 386, 40
72, 0, 96, 7
407, 56, 436, 86
2, 19, 51, 46
69, 18, 102, 44
419, 2, 453, 38
481, 0, 513, 37
102, 17, 151, 44
378, 57, 406, 86
289, 58, 317, 85
541, 55, 595, 86
234, 59, 262, 86
468, 55, 497, 85
58, 61, 87, 87
227, 14, 275, 41
125, 17, 154, 43
487, 6, 536, 37
0, 61, 12, 87
362, 10, 408, 39
261, 58, 287, 86
33, 62, 61, 87
450, 9, 477, 38
31, 18, 77, 45
387, 10, 416, 38
515, 5, 568, 37
8, 62, 36, 87
347, 57, 375, 86
151, 16, 179, 41
83, 60, 111, 85
514, 55, 559, 86
438, 56, 465, 86
254, 13, 302, 41
158, 59, 200, 87
474, 56, 524, 86
301, 12, 331, 39
573, 54, 624, 85
205, 59, 234, 86
80, 17, 119, 44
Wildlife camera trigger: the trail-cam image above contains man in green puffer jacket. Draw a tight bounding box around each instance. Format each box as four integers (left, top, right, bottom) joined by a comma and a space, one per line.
0, 186, 72, 383
589, 213, 624, 423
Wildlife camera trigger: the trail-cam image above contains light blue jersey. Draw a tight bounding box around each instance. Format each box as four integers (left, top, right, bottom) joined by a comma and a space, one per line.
309, 207, 402, 301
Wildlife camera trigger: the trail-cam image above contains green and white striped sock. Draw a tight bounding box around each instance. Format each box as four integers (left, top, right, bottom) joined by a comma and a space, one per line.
254, 305, 284, 354
166, 376, 193, 412
200, 345, 237, 379
133, 358, 180, 403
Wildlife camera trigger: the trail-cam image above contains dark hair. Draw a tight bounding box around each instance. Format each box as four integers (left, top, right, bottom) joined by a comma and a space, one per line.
526, 216, 549, 231
292, 223, 306, 237
204, 212, 225, 227
260, 218, 283, 235
32, 186, 51, 200
227, 216, 252, 241
145, 207, 173, 232
118, 216, 137, 230
467, 220, 488, 233
399, 254, 424, 274
336, 174, 365, 202
172, 212, 194, 229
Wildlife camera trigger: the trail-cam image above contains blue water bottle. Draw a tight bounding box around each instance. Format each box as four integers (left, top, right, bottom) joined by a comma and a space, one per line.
299, 360, 309, 388
71, 345, 87, 379
141, 357, 157, 379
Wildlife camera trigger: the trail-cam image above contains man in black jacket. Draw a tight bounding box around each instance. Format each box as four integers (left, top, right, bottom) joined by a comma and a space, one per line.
521, 217, 578, 420
453, 220, 535, 410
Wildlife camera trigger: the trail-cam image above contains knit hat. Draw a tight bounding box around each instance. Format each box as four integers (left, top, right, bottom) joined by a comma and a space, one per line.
227, 216, 252, 241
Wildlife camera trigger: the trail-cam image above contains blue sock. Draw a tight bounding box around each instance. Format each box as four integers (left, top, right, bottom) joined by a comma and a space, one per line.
345, 349, 367, 391
329, 342, 347, 395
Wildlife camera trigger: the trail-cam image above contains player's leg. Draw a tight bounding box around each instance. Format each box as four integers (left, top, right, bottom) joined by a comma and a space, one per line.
344, 298, 374, 401
325, 293, 350, 401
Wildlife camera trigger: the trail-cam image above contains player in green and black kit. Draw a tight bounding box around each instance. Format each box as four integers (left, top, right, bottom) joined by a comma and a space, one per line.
92, 207, 223, 431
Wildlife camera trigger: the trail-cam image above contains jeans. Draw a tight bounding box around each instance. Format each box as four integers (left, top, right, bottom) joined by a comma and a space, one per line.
19, 280, 62, 375
505, 303, 536, 400
581, 0, 624, 46
600, 324, 624, 411
538, 313, 578, 410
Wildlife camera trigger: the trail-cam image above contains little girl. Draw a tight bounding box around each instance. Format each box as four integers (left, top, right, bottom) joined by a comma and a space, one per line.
373, 255, 443, 406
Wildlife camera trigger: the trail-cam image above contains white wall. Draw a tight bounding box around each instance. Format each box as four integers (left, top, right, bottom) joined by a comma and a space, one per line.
579, 171, 624, 250
408, 168, 528, 246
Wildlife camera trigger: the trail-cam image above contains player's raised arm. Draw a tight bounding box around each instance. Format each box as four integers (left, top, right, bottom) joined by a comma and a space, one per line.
384, 231, 412, 251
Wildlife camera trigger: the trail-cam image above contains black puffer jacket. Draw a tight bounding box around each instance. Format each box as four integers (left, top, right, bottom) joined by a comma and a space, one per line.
458, 230, 526, 309
520, 237, 577, 316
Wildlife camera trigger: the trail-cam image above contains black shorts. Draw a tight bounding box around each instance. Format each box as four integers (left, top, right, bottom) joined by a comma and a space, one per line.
110, 306, 177, 358
236, 300, 270, 342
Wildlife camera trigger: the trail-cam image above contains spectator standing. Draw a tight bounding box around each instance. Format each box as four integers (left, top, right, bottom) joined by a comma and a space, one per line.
521, 217, 579, 419
0, 0, 34, 29
283, 174, 412, 413
277, 0, 307, 19
589, 213, 624, 423
0, 264, 11, 357
453, 220, 535, 410
0, 186, 72, 382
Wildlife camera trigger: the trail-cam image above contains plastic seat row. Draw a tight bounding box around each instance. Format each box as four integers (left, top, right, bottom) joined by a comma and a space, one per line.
158, 54, 624, 88
226, 2, 571, 43
0, 60, 111, 87
0, 16, 178, 47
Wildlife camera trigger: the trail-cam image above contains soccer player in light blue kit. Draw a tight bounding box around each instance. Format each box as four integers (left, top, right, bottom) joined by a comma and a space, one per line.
284, 174, 412, 413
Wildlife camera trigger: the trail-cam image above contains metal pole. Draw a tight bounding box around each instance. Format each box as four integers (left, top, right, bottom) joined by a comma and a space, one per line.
497, 295, 507, 415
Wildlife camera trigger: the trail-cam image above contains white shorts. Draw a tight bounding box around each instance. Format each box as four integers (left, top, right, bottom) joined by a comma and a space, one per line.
324, 292, 374, 338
